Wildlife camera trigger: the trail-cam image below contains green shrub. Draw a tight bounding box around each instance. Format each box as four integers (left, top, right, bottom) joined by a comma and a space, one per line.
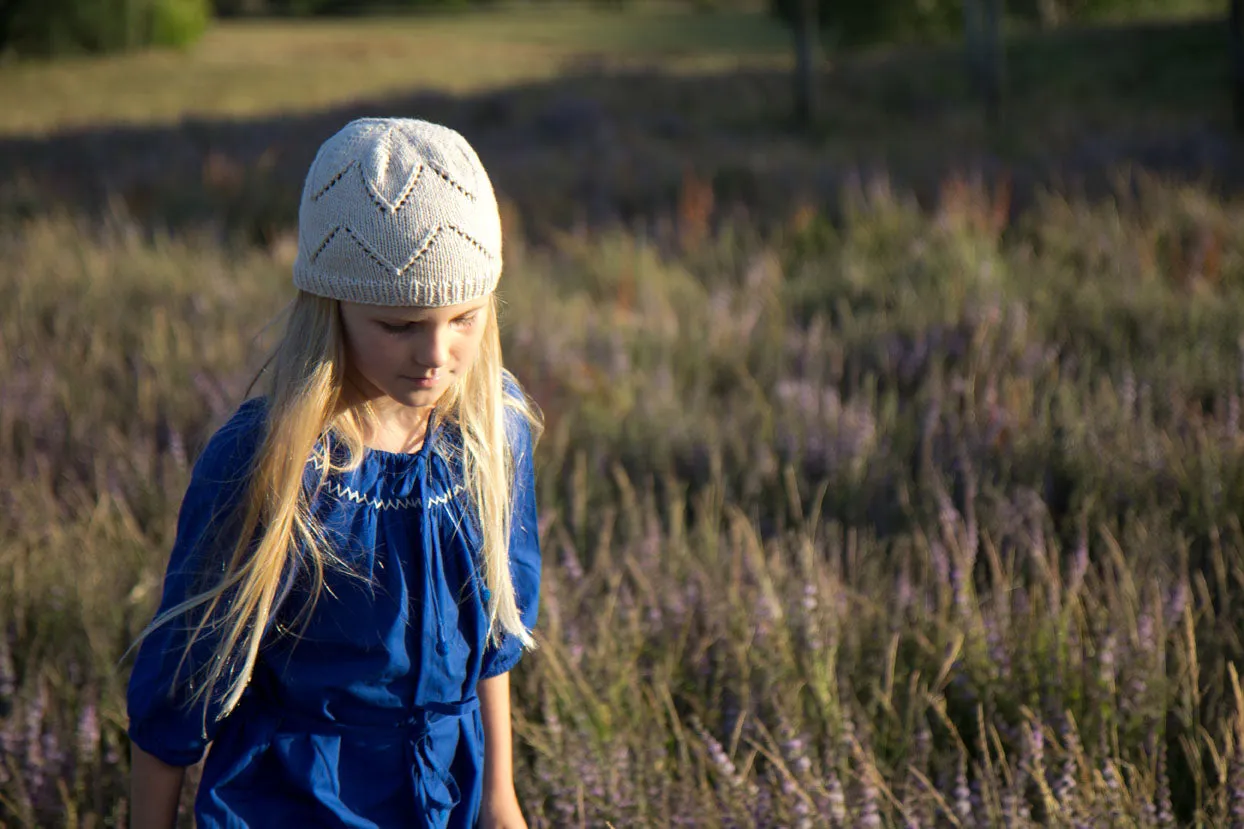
0, 0, 210, 57
150, 0, 212, 45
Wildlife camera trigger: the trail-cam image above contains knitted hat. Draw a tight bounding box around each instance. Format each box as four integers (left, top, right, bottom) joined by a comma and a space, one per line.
293, 118, 502, 307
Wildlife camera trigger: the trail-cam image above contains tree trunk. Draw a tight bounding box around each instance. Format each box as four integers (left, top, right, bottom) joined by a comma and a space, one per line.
982, 0, 1003, 124
1036, 0, 1062, 29
965, 0, 1003, 125
794, 0, 819, 127
1232, 0, 1244, 131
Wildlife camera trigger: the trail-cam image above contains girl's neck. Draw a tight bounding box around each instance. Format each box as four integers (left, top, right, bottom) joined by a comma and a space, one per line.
342, 381, 436, 455
361, 411, 431, 455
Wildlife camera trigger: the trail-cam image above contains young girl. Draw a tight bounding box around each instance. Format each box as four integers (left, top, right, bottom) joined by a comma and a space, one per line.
126, 118, 541, 829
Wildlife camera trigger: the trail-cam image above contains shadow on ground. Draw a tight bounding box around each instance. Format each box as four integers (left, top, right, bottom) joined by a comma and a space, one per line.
2, 23, 1241, 246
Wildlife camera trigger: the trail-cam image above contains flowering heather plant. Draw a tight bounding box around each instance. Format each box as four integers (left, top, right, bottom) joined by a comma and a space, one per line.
7, 177, 1244, 825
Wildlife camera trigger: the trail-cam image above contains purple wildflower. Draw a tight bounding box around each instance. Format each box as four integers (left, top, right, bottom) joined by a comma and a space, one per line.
1155, 742, 1174, 828
77, 701, 100, 765
859, 775, 883, 828
931, 541, 951, 591
561, 543, 584, 583
896, 565, 914, 616
0, 634, 14, 702
783, 731, 813, 779
1099, 634, 1117, 697
24, 682, 48, 792
1164, 582, 1188, 629
1229, 731, 1244, 829
955, 753, 974, 828
1120, 368, 1137, 416
1057, 721, 1079, 807
1102, 760, 1126, 825
825, 768, 847, 825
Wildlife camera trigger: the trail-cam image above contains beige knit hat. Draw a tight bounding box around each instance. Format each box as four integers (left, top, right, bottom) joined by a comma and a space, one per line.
293, 118, 502, 307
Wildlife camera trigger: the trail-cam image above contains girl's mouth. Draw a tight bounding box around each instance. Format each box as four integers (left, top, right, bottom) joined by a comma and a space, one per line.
403, 375, 441, 388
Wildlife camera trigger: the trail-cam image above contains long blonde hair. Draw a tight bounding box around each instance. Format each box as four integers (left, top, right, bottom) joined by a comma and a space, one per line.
136, 290, 540, 724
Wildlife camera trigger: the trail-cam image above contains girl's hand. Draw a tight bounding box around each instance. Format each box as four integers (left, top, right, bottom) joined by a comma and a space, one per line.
478, 786, 528, 829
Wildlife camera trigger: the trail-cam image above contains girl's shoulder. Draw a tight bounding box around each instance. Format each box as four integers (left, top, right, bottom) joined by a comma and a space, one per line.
190, 397, 269, 487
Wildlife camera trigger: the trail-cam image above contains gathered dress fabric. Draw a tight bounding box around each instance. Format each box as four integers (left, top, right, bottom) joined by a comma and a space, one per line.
126, 396, 541, 828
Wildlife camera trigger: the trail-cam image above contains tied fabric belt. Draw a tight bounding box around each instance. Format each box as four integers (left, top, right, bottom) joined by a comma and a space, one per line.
257, 696, 480, 819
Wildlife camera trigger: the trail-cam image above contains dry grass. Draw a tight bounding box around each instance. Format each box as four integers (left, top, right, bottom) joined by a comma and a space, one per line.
6, 176, 1244, 825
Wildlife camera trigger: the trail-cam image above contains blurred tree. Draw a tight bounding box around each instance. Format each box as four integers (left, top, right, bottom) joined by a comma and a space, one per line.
209, 0, 486, 13
1234, 0, 1244, 131
0, 0, 209, 56
774, 0, 1219, 43
964, 0, 1003, 123
1008, 0, 1223, 26
793, 0, 819, 126
769, 0, 961, 46
0, 4, 15, 51
213, 0, 270, 15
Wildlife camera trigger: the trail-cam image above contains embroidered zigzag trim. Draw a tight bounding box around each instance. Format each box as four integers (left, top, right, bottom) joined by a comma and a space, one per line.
308, 455, 464, 511
321, 478, 465, 512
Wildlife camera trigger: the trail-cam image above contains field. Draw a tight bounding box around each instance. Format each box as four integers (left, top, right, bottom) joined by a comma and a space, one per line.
5, 5, 1244, 827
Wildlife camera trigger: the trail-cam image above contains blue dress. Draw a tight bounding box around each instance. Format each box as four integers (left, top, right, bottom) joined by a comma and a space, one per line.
126, 396, 541, 828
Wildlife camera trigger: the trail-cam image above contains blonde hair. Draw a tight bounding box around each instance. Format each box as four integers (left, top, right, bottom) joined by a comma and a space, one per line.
135, 290, 540, 725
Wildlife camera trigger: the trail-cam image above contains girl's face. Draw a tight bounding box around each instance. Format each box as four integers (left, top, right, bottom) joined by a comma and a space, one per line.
338, 295, 491, 411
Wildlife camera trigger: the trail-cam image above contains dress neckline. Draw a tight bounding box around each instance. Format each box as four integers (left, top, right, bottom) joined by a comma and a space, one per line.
362, 444, 425, 462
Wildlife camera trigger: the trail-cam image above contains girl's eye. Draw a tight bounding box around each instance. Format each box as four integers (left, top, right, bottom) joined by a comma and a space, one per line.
377, 314, 477, 334
378, 321, 416, 334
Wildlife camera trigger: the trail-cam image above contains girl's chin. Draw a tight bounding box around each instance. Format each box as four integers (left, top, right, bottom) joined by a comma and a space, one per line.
388, 386, 447, 408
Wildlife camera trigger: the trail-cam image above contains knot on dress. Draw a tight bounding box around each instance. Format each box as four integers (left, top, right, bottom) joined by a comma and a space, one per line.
267, 695, 481, 820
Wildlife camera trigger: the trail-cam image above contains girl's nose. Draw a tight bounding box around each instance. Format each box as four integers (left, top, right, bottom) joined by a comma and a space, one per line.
415, 323, 452, 369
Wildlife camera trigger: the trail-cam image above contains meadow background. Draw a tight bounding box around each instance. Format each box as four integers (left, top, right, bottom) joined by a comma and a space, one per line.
5, 1, 1244, 826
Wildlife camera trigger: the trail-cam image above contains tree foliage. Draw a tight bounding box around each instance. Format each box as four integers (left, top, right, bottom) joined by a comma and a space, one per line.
212, 0, 493, 15
0, 0, 210, 57
770, 0, 1219, 44
769, 0, 963, 46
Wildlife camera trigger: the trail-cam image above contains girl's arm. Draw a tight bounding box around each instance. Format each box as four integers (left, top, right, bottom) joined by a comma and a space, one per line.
129, 743, 187, 829
127, 401, 267, 826
478, 672, 527, 829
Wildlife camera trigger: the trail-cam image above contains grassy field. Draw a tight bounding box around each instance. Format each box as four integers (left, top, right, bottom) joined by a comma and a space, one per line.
0, 6, 791, 137
5, 5, 1244, 827
0, 6, 1227, 143
0, 9, 1233, 254
7, 172, 1244, 827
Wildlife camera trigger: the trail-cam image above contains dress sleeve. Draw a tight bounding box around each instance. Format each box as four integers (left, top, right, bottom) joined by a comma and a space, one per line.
479, 405, 541, 680
126, 399, 266, 766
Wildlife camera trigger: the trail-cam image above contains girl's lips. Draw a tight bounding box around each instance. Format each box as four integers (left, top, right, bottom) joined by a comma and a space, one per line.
403, 375, 441, 388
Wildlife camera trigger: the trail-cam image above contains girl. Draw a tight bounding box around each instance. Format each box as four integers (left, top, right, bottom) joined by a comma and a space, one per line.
126, 118, 541, 829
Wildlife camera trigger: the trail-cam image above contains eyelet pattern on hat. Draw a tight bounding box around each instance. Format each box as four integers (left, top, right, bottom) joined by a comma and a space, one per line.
293, 118, 502, 308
